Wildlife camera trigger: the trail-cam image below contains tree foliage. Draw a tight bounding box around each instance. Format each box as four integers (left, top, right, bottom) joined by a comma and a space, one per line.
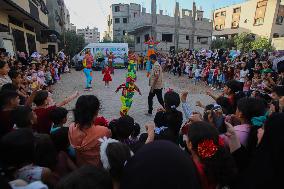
233, 32, 255, 52
211, 38, 235, 50
251, 37, 275, 51
60, 31, 85, 57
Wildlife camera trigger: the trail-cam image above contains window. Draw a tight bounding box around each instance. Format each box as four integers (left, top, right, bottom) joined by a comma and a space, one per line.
123, 18, 127, 23
134, 12, 137, 18
215, 12, 220, 18
231, 21, 239, 28
197, 37, 208, 44
162, 34, 173, 42
115, 18, 120, 23
29, 1, 39, 21
123, 30, 126, 35
273, 33, 280, 38
136, 37, 140, 44
233, 7, 241, 13
276, 5, 284, 25
186, 35, 189, 40
254, 18, 264, 25
115, 6, 120, 12
144, 34, 149, 42
215, 25, 224, 31
254, 0, 268, 26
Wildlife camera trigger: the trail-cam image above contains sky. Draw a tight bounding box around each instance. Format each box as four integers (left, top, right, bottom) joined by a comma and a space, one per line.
65, 0, 246, 35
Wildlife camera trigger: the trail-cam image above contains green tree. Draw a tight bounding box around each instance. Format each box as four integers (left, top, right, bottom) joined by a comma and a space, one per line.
251, 37, 275, 51
233, 32, 254, 52
211, 38, 235, 50
60, 31, 85, 57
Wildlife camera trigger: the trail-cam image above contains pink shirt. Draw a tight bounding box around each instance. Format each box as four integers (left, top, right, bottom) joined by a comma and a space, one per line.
222, 124, 251, 147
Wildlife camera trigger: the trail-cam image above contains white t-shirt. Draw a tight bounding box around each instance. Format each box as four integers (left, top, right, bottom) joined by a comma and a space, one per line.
240, 69, 249, 82
195, 69, 201, 77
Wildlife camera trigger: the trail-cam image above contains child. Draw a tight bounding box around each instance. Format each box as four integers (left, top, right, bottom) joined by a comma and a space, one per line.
102, 65, 112, 87
154, 90, 183, 144
99, 137, 132, 188
33, 90, 78, 134
50, 127, 77, 177
45, 66, 53, 86
187, 121, 237, 189
69, 95, 111, 167
194, 66, 201, 85
243, 76, 252, 96
37, 64, 46, 86
1, 129, 55, 186
49, 107, 68, 134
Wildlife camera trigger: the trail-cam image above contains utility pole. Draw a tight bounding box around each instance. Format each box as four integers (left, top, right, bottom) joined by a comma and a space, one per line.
191, 1, 196, 49
174, 1, 180, 51
151, 0, 157, 40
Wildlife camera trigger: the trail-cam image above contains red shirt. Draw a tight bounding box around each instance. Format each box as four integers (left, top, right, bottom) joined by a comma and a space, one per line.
34, 105, 56, 134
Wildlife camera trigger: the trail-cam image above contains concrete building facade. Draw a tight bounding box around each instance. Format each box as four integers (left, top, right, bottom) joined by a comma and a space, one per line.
77, 27, 100, 44
0, 0, 51, 56
107, 1, 212, 53
107, 3, 141, 42
213, 0, 284, 49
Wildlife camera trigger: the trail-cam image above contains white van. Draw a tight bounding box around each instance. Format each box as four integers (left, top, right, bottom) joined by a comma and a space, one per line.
73, 43, 128, 70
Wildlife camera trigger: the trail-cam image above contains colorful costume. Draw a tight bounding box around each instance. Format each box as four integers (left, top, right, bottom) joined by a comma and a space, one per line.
144, 37, 159, 77
102, 67, 112, 82
106, 50, 115, 74
116, 52, 141, 116
116, 77, 141, 116
83, 53, 94, 89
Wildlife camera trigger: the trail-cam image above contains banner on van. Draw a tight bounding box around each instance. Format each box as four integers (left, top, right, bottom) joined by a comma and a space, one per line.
94, 47, 128, 66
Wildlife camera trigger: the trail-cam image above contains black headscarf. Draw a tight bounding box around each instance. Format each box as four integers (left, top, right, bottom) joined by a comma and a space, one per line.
120, 140, 201, 189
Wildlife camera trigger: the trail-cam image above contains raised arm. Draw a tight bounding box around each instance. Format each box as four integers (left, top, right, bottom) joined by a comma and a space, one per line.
180, 91, 192, 120
115, 84, 124, 93
135, 84, 142, 95
56, 91, 79, 107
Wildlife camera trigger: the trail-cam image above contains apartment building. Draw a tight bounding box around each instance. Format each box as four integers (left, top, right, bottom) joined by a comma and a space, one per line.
0, 0, 51, 56
77, 27, 100, 44
213, 0, 284, 49
107, 0, 212, 53
107, 3, 141, 42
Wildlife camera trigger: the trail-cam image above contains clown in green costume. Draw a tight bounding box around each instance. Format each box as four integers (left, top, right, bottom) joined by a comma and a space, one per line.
115, 52, 141, 116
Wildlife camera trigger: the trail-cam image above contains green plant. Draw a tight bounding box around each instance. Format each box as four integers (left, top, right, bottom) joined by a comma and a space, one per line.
233, 32, 254, 52
211, 38, 235, 50
60, 31, 85, 57
251, 37, 275, 51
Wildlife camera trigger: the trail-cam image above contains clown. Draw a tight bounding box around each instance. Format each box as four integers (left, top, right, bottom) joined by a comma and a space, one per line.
95, 50, 105, 67
115, 72, 141, 116
144, 37, 159, 58
106, 49, 115, 74
127, 52, 137, 75
83, 49, 94, 90
144, 37, 159, 77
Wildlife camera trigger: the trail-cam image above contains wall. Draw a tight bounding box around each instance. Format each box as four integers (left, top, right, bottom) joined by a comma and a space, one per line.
272, 37, 284, 50
0, 11, 9, 26
213, 0, 278, 38
11, 0, 30, 13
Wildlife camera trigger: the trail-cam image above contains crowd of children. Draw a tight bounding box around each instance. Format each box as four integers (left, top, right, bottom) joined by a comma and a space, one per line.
0, 46, 284, 189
